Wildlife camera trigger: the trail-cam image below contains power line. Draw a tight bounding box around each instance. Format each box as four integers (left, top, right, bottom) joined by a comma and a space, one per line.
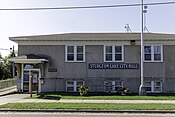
0, 1, 175, 11
0, 48, 11, 51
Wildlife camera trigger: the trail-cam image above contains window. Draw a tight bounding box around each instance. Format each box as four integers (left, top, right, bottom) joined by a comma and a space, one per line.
144, 46, 151, 61
154, 45, 162, 61
104, 45, 123, 62
66, 80, 84, 92
77, 46, 84, 61
144, 80, 162, 93
76, 81, 84, 91
105, 46, 112, 61
144, 45, 163, 62
115, 46, 122, 61
66, 81, 74, 92
66, 45, 85, 62
104, 80, 123, 92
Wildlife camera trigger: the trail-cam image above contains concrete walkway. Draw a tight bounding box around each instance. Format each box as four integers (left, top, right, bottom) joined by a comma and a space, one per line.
0, 86, 29, 105
0, 86, 17, 96
0, 94, 29, 105
1, 92, 175, 105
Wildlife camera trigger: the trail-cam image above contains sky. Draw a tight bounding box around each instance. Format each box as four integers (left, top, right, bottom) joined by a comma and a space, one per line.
0, 0, 175, 57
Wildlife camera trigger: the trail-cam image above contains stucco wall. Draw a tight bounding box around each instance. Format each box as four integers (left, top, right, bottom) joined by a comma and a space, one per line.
18, 44, 175, 93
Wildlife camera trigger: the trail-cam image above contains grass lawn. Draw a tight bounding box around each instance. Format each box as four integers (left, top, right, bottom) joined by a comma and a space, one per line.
30, 93, 175, 100
1, 103, 175, 110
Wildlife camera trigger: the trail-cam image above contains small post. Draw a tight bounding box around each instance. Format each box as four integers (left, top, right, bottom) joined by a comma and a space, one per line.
30, 76, 33, 98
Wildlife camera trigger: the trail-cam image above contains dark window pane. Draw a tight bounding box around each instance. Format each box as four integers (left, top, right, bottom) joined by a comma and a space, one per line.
115, 46, 122, 53
154, 54, 161, 61
76, 87, 80, 92
77, 46, 83, 53
145, 87, 151, 92
67, 81, 74, 85
67, 46, 74, 53
77, 81, 83, 86
67, 87, 74, 92
67, 54, 74, 61
23, 71, 29, 82
106, 54, 112, 61
154, 87, 161, 91
77, 54, 83, 61
144, 46, 151, 54
106, 46, 112, 53
115, 54, 122, 61
145, 54, 151, 61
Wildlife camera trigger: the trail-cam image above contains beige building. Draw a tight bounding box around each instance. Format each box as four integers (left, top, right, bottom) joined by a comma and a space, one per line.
9, 33, 175, 94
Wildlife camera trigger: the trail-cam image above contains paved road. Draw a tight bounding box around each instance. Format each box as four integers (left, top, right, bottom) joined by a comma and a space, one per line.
0, 112, 175, 117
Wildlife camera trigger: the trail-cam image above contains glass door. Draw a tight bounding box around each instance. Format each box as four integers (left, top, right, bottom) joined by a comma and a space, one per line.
31, 71, 39, 92
23, 70, 39, 92
23, 71, 30, 92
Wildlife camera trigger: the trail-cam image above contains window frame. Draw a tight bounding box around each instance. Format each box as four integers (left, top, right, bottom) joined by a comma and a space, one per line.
66, 80, 84, 92
65, 45, 85, 62
104, 45, 124, 62
144, 44, 163, 62
144, 80, 162, 93
104, 80, 123, 92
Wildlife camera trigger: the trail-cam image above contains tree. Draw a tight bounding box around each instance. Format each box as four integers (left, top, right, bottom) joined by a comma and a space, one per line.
0, 54, 12, 80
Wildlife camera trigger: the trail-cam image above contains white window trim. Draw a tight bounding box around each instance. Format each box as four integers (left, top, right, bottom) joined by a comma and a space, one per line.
104, 45, 124, 62
65, 45, 85, 62
144, 44, 163, 62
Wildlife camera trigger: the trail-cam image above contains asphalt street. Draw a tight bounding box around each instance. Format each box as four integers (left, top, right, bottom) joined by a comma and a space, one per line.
0, 112, 175, 117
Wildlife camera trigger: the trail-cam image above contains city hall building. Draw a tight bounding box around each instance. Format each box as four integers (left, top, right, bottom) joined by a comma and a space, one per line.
9, 33, 175, 94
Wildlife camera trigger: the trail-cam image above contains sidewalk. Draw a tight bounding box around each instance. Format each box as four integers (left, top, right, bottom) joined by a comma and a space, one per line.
1, 92, 175, 104
12, 98, 175, 104
1, 94, 175, 113
0, 94, 29, 105
0, 86, 28, 105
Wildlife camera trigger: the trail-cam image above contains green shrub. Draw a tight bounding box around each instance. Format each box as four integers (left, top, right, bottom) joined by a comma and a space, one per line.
79, 85, 88, 96
117, 87, 130, 95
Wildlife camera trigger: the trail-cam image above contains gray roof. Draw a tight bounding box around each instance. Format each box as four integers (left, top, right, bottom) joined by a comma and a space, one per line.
8, 54, 49, 63
9, 32, 175, 41
11, 54, 48, 59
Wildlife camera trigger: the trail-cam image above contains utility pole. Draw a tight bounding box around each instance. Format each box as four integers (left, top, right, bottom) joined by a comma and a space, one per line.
139, 0, 144, 95
10, 46, 15, 78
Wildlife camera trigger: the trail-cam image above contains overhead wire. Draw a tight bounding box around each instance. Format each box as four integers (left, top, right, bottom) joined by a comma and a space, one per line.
0, 1, 175, 11
0, 48, 12, 51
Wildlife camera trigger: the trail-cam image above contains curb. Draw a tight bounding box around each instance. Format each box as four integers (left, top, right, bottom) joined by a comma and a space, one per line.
0, 109, 175, 114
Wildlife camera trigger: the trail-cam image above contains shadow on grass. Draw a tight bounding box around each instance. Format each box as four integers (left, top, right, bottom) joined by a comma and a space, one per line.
37, 94, 61, 100
36, 92, 91, 100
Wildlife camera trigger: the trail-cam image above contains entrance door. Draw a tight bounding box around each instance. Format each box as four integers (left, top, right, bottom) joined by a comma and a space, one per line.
23, 70, 40, 92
